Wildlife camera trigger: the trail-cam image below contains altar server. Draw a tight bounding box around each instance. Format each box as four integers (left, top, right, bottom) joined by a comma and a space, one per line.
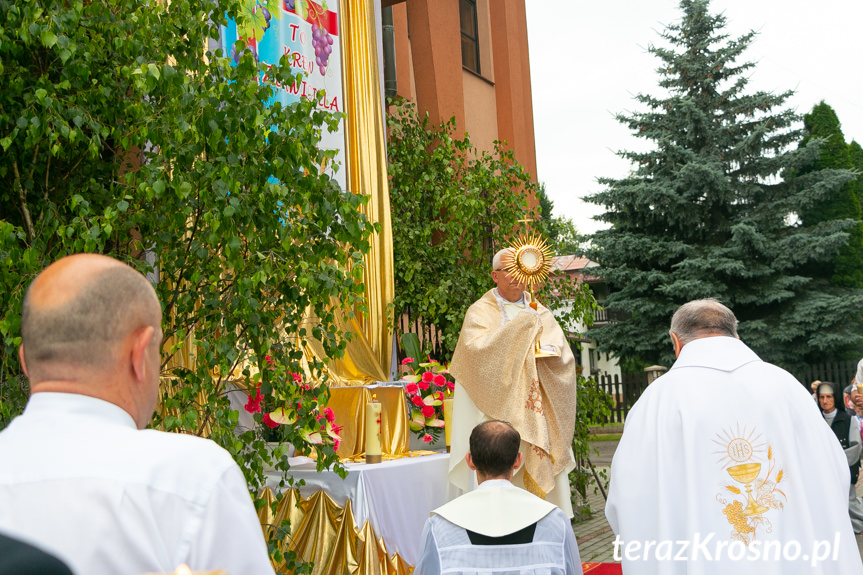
416, 420, 582, 575
606, 299, 862, 574
0, 254, 275, 575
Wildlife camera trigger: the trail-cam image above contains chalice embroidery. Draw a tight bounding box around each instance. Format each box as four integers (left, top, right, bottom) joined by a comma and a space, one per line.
713, 425, 786, 545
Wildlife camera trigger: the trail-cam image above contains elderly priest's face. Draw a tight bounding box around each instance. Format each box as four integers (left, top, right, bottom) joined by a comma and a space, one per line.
492, 255, 527, 303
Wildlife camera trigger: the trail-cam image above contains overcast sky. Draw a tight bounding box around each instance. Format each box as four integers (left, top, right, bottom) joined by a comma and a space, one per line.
526, 0, 863, 236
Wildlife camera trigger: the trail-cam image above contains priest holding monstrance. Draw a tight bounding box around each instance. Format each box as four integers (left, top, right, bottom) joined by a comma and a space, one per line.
448, 236, 577, 517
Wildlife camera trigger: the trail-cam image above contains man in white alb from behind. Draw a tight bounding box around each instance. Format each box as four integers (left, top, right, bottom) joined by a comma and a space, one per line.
415, 420, 582, 575
606, 299, 862, 574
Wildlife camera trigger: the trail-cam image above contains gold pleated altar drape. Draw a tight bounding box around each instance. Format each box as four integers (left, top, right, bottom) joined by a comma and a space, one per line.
259, 488, 413, 575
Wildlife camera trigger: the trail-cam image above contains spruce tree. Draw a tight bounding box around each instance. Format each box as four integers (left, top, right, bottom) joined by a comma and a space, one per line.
585, 0, 863, 370
850, 140, 863, 215
793, 102, 863, 288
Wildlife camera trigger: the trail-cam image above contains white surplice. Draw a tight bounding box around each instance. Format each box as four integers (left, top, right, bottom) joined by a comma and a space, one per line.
606, 336, 862, 574
415, 479, 583, 575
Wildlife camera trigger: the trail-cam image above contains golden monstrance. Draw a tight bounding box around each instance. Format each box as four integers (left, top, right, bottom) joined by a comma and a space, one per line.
501, 233, 557, 358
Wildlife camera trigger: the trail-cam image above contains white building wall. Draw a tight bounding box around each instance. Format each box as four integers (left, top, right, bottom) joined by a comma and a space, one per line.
551, 300, 621, 380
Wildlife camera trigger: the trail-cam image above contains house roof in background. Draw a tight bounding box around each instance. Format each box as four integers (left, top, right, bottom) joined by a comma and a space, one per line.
551, 255, 602, 282
551, 255, 596, 272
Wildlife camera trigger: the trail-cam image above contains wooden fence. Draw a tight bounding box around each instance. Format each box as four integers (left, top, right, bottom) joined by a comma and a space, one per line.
592, 359, 861, 424
397, 311, 446, 360
789, 360, 859, 389
594, 371, 651, 424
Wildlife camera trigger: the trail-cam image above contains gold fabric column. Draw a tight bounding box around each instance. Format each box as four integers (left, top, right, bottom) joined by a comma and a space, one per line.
338, 0, 395, 381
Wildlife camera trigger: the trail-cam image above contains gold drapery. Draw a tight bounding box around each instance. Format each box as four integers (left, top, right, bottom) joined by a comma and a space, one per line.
315, 0, 394, 386
302, 308, 389, 385
259, 488, 413, 575
159, 1, 395, 387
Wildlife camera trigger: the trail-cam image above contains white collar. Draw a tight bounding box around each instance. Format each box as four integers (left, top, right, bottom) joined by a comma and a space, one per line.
672, 336, 761, 373
492, 288, 525, 306
432, 482, 556, 536
24, 392, 138, 429
477, 478, 514, 490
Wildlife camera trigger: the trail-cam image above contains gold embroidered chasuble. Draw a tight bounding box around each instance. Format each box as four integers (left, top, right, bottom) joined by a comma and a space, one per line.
449, 289, 577, 496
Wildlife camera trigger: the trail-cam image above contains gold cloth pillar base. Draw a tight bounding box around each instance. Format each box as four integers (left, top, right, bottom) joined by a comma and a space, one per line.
365, 454, 382, 464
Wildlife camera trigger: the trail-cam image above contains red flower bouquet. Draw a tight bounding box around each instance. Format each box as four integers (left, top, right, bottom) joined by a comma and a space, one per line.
243, 358, 341, 451
400, 357, 454, 443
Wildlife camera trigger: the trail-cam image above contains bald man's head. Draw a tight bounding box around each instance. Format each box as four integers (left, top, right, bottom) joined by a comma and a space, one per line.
469, 420, 521, 478
20, 254, 161, 382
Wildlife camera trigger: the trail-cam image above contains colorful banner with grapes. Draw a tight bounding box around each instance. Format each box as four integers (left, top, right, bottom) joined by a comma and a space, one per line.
223, 0, 346, 189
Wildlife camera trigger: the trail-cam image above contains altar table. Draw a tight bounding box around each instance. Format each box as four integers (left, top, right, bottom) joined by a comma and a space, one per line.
266, 452, 460, 564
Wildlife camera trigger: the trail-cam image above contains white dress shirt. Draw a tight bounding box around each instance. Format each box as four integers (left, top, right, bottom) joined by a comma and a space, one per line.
0, 393, 274, 575
415, 479, 583, 575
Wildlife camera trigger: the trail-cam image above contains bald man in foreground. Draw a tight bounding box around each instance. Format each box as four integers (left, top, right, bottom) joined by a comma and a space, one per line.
0, 254, 275, 574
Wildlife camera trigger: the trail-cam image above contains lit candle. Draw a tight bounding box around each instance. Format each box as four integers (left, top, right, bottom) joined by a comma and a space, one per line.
443, 398, 454, 453
365, 395, 382, 464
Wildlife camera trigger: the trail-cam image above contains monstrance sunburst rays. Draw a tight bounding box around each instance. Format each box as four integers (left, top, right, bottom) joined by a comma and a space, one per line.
502, 233, 554, 290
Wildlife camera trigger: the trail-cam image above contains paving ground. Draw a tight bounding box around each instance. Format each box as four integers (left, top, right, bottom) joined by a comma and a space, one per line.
571, 438, 863, 564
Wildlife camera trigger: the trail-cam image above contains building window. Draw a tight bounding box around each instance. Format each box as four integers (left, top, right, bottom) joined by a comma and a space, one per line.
459, 0, 480, 74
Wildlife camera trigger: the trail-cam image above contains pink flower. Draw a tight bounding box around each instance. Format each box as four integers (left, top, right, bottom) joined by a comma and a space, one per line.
422, 434, 433, 443
446, 381, 455, 393
421, 372, 434, 383
418, 381, 430, 391
265, 355, 274, 364
433, 374, 446, 387
421, 405, 435, 418
405, 383, 419, 395
434, 391, 444, 401
244, 387, 263, 414
334, 437, 341, 451
411, 395, 425, 407
323, 407, 335, 423
291, 372, 303, 384
401, 357, 414, 365
262, 413, 279, 428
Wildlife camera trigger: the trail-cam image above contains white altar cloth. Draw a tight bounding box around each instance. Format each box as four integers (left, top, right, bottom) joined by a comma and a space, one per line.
266, 452, 459, 564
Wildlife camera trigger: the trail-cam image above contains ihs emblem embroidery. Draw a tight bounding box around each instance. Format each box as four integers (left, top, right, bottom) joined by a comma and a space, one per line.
713, 425, 786, 545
